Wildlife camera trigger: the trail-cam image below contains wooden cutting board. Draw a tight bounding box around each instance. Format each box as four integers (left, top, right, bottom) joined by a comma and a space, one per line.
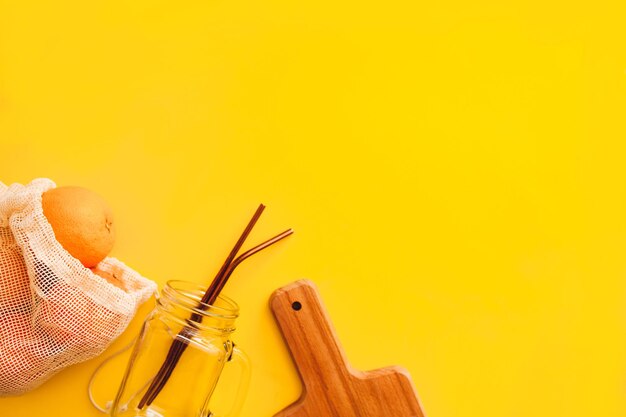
270, 280, 426, 417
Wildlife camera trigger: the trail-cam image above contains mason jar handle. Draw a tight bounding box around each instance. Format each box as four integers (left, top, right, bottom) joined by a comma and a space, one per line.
87, 337, 138, 413
204, 345, 251, 417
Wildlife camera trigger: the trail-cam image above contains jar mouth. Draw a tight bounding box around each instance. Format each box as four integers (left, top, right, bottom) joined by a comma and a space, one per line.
162, 280, 240, 320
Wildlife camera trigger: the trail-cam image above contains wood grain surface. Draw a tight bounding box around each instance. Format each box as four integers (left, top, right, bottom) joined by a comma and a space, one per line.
270, 280, 426, 417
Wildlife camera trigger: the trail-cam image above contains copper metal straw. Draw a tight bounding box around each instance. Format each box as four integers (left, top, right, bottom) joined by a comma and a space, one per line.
138, 205, 292, 408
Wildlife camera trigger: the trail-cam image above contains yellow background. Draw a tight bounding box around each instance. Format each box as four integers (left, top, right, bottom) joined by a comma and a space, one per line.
1, 0, 626, 416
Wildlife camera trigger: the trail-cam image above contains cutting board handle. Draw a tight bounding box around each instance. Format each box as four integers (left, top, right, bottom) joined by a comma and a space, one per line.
271, 280, 426, 417
270, 280, 352, 388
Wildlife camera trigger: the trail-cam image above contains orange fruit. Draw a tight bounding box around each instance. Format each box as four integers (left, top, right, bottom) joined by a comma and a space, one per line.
38, 282, 125, 350
0, 245, 32, 313
0, 312, 53, 394
90, 267, 126, 291
41, 186, 115, 268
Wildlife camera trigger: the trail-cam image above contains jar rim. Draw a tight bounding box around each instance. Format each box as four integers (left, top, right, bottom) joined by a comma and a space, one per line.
162, 280, 240, 319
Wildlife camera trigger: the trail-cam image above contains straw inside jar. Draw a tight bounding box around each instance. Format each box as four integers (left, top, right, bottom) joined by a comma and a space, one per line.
137, 204, 292, 408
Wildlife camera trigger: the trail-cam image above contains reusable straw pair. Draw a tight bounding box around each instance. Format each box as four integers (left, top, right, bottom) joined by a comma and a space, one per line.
138, 204, 293, 408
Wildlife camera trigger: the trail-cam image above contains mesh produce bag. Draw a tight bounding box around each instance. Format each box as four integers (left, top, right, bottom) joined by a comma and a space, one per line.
0, 178, 157, 395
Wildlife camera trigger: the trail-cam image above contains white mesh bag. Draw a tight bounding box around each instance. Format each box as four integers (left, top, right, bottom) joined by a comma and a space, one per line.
0, 178, 157, 395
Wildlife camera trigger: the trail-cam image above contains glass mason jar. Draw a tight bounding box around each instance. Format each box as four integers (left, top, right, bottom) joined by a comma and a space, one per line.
109, 280, 250, 417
